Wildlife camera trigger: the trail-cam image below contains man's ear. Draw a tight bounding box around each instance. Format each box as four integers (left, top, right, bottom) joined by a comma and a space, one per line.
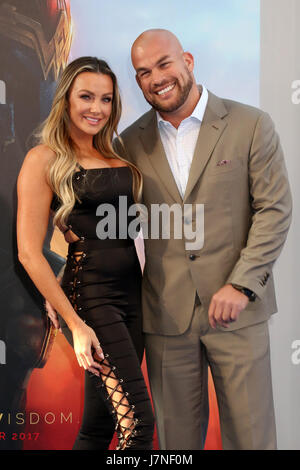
182, 51, 194, 72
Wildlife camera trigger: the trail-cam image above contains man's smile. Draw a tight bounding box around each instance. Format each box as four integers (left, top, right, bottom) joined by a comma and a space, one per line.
155, 83, 175, 96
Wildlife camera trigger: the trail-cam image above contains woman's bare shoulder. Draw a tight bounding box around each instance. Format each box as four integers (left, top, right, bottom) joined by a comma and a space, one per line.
24, 144, 56, 167
25, 144, 55, 163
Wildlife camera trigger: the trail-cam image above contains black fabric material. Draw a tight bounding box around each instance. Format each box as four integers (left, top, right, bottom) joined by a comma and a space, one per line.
55, 166, 154, 450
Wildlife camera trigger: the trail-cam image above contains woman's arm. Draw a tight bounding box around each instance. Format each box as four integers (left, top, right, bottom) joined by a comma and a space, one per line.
17, 145, 103, 374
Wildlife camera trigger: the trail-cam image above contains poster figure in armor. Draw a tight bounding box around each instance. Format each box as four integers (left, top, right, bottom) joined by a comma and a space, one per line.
0, 0, 72, 449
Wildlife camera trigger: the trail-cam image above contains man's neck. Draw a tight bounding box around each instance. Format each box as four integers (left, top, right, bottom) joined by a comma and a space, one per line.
158, 84, 201, 129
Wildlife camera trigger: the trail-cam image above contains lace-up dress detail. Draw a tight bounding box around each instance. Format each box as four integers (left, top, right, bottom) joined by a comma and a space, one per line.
51, 165, 154, 450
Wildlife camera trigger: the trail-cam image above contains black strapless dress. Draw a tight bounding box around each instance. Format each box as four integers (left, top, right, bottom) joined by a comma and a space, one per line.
51, 164, 154, 450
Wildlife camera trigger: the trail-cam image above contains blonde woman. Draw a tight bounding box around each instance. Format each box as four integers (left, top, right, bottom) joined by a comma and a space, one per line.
17, 57, 154, 450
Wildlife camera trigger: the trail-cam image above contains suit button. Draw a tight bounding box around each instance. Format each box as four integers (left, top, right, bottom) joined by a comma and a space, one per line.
189, 254, 196, 261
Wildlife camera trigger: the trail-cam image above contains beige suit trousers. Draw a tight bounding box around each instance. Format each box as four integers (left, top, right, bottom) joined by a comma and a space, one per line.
144, 296, 277, 450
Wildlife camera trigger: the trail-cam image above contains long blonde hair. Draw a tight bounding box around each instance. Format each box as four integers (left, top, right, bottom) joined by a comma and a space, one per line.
38, 56, 142, 229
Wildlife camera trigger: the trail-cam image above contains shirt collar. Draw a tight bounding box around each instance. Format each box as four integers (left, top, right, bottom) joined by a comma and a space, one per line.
157, 85, 208, 127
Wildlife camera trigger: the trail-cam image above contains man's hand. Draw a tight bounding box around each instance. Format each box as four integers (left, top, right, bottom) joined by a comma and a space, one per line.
208, 284, 249, 329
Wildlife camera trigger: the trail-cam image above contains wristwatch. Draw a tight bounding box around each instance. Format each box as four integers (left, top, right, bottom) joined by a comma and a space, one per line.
231, 284, 256, 302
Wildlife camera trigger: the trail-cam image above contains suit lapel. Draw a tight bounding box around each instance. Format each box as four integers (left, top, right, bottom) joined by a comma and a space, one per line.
138, 91, 229, 204
183, 91, 228, 202
138, 110, 183, 203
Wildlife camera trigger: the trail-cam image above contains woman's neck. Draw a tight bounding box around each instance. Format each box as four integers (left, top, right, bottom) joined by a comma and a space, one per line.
69, 125, 94, 153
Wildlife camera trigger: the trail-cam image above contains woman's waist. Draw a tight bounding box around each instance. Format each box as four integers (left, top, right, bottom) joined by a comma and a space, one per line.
68, 237, 135, 253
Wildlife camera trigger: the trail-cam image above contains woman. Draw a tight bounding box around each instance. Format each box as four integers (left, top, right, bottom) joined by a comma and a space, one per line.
17, 56, 154, 450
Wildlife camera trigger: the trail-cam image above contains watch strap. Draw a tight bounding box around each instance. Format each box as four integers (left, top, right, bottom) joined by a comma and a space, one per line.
231, 284, 256, 302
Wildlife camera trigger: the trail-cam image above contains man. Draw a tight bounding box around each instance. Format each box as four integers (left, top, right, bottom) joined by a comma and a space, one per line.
112, 29, 292, 450
51, 28, 291, 449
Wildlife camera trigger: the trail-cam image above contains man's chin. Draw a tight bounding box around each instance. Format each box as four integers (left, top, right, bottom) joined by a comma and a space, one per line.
147, 97, 183, 114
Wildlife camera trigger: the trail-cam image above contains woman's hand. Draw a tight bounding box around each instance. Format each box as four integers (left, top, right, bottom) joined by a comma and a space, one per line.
72, 321, 104, 377
45, 299, 62, 332
44, 274, 63, 332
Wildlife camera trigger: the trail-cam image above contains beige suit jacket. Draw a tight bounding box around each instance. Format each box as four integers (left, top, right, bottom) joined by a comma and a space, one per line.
115, 90, 292, 335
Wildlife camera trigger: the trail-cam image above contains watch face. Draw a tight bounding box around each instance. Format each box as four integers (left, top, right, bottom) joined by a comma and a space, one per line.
243, 289, 256, 301
232, 284, 256, 301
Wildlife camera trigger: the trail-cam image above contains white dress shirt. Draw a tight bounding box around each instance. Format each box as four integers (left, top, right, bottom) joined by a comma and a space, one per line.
157, 85, 208, 199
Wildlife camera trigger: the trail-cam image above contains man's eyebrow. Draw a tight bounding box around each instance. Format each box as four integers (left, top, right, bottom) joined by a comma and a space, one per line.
136, 55, 171, 74
157, 55, 171, 65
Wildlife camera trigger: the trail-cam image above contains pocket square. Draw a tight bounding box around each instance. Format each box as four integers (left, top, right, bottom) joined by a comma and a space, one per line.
216, 159, 231, 166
